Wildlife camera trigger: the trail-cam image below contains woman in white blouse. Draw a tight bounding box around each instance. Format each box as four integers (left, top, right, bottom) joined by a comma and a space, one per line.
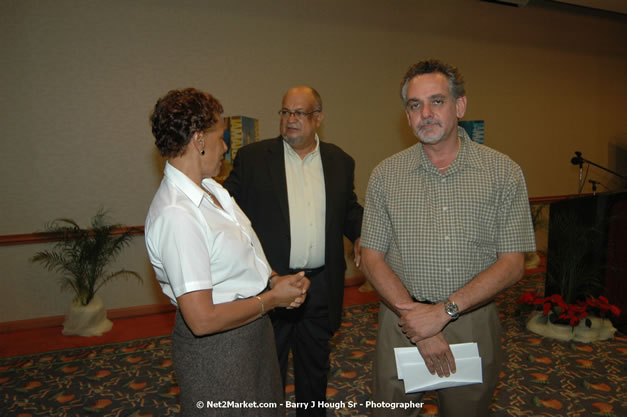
145, 88, 309, 416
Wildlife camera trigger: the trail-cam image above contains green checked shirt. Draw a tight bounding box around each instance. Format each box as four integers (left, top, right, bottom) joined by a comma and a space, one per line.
361, 128, 536, 302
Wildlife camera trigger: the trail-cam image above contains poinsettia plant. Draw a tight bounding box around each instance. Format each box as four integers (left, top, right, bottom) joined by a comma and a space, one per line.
518, 291, 621, 327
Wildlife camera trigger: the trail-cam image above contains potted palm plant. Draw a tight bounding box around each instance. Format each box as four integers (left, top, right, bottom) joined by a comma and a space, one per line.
31, 210, 142, 336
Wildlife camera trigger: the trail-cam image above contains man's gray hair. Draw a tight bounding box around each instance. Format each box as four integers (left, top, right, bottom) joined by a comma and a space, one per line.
400, 59, 466, 105
309, 87, 323, 112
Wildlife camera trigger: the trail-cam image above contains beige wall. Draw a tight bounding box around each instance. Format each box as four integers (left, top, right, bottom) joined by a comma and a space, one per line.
1, 0, 625, 322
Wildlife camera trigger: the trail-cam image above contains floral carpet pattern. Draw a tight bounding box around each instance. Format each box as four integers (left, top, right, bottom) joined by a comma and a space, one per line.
1, 271, 625, 416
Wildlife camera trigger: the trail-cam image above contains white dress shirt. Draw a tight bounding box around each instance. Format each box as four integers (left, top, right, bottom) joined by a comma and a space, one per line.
145, 162, 271, 305
283, 134, 326, 269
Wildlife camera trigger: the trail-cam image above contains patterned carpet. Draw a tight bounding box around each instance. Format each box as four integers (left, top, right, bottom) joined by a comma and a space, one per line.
489, 273, 625, 417
1, 272, 625, 417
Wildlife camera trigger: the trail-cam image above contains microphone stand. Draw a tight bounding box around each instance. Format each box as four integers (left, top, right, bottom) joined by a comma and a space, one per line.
571, 151, 627, 194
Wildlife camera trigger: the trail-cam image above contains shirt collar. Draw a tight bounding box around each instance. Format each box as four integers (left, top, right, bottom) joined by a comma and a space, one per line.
457, 127, 484, 171
163, 161, 205, 207
201, 177, 236, 215
283, 133, 320, 160
411, 127, 484, 173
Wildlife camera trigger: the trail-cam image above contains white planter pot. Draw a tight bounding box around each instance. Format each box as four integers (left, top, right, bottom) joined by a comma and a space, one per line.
526, 311, 617, 343
524, 251, 541, 269
62, 295, 113, 337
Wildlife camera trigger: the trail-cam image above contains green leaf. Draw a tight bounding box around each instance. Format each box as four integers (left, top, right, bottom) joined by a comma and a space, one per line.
30, 209, 142, 305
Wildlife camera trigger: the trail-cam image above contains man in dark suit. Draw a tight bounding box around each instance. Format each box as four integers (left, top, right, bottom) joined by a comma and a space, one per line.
223, 86, 363, 416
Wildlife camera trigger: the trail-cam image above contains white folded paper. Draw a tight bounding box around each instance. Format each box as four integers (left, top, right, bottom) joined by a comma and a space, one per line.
394, 342, 483, 393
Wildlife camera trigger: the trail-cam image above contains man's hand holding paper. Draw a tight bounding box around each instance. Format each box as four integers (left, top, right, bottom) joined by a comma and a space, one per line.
396, 301, 457, 377
415, 333, 456, 377
395, 343, 483, 393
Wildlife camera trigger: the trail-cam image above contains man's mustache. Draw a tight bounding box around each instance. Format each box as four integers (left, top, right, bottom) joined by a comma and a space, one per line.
418, 119, 441, 128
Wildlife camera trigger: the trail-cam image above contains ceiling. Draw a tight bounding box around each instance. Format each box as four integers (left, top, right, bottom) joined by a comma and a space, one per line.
491, 0, 627, 15
552, 0, 627, 15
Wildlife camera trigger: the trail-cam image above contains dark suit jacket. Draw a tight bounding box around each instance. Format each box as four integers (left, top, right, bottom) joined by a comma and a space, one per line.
223, 136, 363, 330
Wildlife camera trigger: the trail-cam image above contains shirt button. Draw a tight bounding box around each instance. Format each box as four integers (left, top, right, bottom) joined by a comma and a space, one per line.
446, 268, 452, 273
443, 207, 448, 212
444, 236, 450, 241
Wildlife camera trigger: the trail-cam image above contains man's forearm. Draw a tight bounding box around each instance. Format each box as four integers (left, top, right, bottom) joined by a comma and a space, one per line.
449, 252, 525, 314
397, 252, 525, 343
361, 247, 413, 316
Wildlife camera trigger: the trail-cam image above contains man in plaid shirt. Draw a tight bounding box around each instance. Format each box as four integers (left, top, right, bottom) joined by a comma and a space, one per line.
361, 59, 535, 417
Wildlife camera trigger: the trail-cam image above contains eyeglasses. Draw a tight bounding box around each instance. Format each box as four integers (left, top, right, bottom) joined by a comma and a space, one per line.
278, 109, 320, 120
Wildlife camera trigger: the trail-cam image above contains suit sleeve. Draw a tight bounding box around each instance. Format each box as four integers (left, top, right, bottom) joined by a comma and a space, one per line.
343, 155, 363, 243
223, 149, 245, 203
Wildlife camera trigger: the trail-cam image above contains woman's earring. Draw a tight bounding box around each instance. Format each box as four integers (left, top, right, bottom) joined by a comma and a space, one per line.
201, 150, 205, 155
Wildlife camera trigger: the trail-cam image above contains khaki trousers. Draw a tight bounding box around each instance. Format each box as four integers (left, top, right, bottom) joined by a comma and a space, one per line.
372, 302, 502, 417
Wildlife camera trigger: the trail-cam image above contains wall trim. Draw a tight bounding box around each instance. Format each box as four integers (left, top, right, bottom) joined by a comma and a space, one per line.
529, 193, 591, 205
0, 226, 145, 247
0, 303, 175, 334
0, 194, 590, 247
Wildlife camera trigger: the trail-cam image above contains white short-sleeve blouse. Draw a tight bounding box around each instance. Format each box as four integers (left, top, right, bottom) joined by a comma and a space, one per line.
145, 162, 272, 305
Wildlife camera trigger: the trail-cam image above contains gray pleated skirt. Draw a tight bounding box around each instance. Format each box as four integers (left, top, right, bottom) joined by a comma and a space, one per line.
172, 310, 284, 416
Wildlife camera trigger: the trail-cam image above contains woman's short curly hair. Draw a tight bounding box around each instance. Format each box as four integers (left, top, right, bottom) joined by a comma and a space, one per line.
150, 88, 224, 158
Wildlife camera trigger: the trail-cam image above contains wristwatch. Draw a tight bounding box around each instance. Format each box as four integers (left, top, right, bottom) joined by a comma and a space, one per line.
444, 299, 460, 320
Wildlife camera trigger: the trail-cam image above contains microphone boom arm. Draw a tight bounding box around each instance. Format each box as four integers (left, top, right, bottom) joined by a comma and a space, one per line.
571, 151, 627, 181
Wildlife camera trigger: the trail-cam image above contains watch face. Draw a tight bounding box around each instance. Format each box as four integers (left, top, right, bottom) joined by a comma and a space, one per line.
445, 301, 459, 318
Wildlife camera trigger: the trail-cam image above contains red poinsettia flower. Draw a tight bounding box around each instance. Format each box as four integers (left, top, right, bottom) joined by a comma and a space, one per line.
550, 294, 563, 303
586, 297, 598, 308
518, 291, 544, 306
570, 303, 587, 314
596, 296, 620, 318
561, 307, 588, 326
519, 292, 620, 327
549, 294, 568, 312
